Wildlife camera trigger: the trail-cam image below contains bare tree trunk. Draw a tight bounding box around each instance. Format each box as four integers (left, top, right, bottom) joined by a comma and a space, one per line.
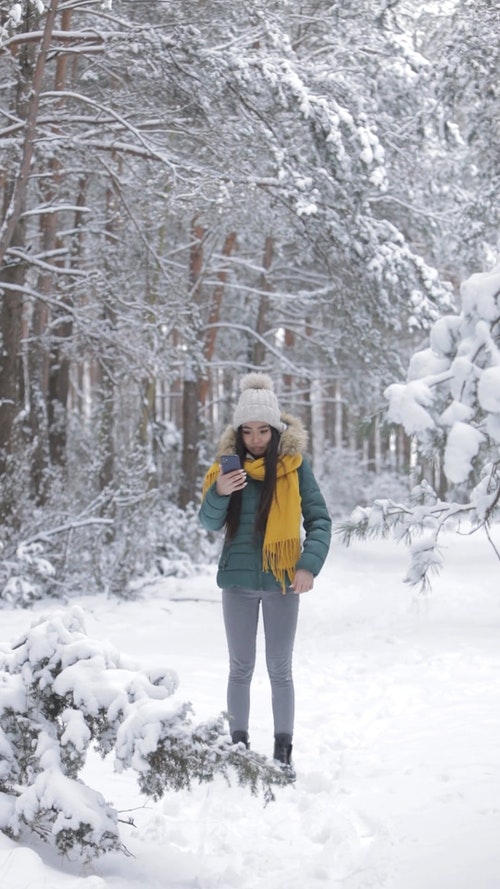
169, 330, 183, 427
28, 157, 63, 501
334, 379, 343, 449
310, 375, 325, 473
97, 177, 120, 498
179, 373, 200, 509
252, 235, 273, 367
67, 176, 89, 427
397, 427, 412, 474
28, 289, 50, 504
1, 0, 63, 514
199, 230, 237, 406
374, 415, 381, 473
48, 308, 72, 467
47, 11, 77, 469
0, 222, 25, 498
0, 0, 60, 265
282, 328, 295, 397
179, 218, 204, 508
0, 4, 47, 512
98, 362, 115, 493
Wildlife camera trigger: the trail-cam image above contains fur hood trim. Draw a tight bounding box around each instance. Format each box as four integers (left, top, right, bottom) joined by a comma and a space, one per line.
215, 411, 308, 459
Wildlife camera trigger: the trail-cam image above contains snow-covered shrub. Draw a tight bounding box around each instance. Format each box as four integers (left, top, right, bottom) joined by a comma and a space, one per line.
0, 542, 57, 607
142, 500, 219, 577
95, 496, 219, 596
0, 494, 218, 604
0, 607, 288, 860
336, 263, 500, 589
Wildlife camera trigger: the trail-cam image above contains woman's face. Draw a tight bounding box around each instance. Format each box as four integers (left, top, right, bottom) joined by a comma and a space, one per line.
241, 422, 273, 457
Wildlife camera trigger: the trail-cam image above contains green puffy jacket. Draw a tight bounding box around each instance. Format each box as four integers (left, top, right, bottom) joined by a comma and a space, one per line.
198, 413, 332, 592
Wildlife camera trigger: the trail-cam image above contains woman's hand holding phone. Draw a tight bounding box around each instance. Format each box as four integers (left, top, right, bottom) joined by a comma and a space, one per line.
216, 455, 247, 496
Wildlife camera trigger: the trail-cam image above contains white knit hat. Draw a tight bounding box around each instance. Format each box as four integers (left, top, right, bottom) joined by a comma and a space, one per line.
232, 373, 285, 432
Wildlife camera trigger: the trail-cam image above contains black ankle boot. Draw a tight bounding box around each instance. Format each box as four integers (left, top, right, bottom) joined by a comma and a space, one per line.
273, 733, 296, 780
231, 730, 250, 749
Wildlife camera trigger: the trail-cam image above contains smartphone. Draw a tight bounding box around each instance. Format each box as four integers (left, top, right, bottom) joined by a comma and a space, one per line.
220, 454, 242, 474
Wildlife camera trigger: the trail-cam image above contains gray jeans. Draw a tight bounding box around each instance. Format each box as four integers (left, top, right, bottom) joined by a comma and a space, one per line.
222, 585, 300, 737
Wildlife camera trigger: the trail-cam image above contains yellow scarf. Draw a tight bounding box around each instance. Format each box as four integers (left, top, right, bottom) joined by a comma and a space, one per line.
202, 453, 303, 591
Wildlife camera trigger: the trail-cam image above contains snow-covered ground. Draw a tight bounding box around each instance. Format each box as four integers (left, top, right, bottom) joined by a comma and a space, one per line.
1, 527, 500, 889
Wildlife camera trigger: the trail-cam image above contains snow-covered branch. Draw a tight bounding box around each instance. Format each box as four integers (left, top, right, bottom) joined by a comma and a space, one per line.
335, 483, 480, 592
336, 262, 500, 591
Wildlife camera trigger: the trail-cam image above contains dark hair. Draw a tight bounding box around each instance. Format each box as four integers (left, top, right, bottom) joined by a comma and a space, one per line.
225, 426, 281, 541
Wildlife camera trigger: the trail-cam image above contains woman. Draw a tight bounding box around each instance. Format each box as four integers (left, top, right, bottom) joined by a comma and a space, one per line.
199, 373, 331, 776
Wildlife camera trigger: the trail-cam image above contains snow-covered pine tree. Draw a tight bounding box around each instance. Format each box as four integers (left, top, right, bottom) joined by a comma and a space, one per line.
0, 607, 289, 860
336, 262, 500, 589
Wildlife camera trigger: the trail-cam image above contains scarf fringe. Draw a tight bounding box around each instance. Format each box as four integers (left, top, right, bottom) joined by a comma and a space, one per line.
262, 538, 302, 592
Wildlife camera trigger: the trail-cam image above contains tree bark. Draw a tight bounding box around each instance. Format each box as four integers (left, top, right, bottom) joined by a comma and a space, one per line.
0, 220, 25, 490
252, 235, 273, 367
179, 374, 200, 509
0, 0, 60, 265
198, 230, 237, 406
179, 219, 204, 508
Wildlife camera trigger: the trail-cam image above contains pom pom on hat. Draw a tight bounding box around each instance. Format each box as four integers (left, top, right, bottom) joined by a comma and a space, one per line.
232, 373, 285, 432
240, 372, 274, 392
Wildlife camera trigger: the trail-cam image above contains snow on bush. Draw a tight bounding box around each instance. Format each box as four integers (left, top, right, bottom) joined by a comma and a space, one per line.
337, 262, 500, 589
0, 500, 219, 606
385, 260, 500, 493
0, 542, 56, 608
0, 607, 288, 860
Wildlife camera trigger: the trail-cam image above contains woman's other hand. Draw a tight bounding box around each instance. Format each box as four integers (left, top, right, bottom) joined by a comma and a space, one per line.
290, 569, 314, 594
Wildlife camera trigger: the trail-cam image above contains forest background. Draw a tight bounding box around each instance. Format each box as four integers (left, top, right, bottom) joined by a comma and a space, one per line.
1, 0, 499, 603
